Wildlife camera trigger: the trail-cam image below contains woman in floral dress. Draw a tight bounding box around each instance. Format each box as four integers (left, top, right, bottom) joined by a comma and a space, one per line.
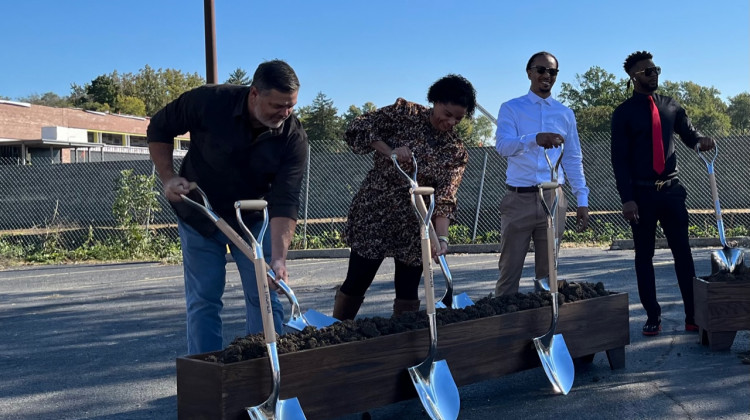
332, 74, 476, 319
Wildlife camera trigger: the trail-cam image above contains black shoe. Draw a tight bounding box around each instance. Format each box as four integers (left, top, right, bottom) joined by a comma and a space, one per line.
642, 318, 661, 336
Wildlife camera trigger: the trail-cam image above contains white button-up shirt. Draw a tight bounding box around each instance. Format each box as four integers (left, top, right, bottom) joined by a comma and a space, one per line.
495, 90, 589, 207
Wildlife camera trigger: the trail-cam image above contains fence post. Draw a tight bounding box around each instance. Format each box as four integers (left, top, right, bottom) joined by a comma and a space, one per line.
146, 164, 155, 235
302, 144, 311, 249
471, 151, 488, 242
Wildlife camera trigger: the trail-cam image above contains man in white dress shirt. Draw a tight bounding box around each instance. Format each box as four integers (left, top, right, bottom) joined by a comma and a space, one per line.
494, 51, 590, 296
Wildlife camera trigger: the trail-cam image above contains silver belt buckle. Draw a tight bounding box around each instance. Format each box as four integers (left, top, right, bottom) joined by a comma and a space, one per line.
655, 179, 667, 191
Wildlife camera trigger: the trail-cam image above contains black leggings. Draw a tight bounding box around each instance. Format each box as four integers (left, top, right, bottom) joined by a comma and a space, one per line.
339, 251, 423, 300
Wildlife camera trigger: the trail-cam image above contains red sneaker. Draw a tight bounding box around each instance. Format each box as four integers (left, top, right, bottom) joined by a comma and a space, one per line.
685, 323, 699, 332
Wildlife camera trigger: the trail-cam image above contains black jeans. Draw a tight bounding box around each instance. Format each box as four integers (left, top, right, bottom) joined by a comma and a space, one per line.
631, 182, 695, 323
340, 251, 423, 300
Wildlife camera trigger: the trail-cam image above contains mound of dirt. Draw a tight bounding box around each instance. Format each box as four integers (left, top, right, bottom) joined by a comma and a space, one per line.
702, 262, 750, 282
208, 281, 612, 364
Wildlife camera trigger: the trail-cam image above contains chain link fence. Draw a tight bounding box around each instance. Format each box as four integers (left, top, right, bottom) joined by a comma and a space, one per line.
1, 131, 748, 252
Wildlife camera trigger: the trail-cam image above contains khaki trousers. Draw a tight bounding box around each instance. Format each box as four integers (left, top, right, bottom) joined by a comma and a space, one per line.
495, 187, 567, 296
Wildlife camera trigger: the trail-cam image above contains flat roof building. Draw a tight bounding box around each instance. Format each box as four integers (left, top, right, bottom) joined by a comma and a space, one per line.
0, 100, 188, 164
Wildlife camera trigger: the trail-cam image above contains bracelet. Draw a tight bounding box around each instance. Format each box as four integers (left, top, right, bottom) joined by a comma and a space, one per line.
437, 236, 449, 244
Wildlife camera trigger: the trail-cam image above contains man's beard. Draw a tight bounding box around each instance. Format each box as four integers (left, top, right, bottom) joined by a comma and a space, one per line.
643, 80, 658, 93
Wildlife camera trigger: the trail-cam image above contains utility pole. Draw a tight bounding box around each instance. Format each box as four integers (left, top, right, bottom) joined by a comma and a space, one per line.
204, 0, 218, 84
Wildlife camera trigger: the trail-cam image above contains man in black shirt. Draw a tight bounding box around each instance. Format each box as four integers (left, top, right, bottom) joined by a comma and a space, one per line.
611, 51, 714, 336
147, 60, 308, 354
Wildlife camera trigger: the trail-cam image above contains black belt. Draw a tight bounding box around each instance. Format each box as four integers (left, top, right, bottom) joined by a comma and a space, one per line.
506, 185, 540, 193
633, 177, 679, 191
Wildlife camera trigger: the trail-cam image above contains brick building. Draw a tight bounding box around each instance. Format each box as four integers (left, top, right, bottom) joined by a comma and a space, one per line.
0, 100, 187, 164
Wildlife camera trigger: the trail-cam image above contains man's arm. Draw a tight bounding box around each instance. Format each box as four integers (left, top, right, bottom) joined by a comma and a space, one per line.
495, 103, 538, 157
673, 105, 715, 151
269, 216, 297, 282
148, 142, 189, 202
560, 114, 590, 231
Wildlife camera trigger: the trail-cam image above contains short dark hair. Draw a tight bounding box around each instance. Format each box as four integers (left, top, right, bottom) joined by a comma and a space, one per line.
526, 51, 558, 70
251, 59, 300, 93
427, 74, 477, 117
624, 51, 653, 74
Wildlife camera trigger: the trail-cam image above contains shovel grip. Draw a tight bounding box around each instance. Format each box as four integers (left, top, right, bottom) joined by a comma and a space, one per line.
539, 182, 558, 190
236, 200, 269, 211
412, 186, 435, 196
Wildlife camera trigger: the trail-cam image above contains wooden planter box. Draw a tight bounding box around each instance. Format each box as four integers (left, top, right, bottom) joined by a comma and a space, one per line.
694, 277, 750, 351
177, 292, 629, 420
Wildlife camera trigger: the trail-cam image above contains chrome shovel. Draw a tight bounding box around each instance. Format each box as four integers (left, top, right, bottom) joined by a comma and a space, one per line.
407, 186, 461, 420
532, 161, 575, 395
695, 143, 745, 274
532, 144, 564, 293
264, 268, 338, 331
179, 184, 306, 419
392, 154, 474, 309
234, 199, 307, 420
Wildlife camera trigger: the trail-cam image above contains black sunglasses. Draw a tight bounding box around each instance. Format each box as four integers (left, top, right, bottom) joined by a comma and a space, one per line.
529, 66, 559, 76
635, 66, 661, 77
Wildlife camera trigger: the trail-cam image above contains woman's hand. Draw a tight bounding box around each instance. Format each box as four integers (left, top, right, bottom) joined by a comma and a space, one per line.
391, 146, 412, 162
433, 240, 448, 262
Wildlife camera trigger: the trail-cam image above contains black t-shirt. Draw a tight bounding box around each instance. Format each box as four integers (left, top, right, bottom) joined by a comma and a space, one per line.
147, 84, 308, 236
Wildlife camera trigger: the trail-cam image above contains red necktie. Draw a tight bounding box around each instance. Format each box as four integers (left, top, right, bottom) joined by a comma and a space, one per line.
648, 95, 665, 174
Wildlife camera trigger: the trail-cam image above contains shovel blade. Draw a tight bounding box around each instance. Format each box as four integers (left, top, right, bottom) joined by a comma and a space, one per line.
247, 397, 307, 420
710, 248, 745, 275
452, 293, 474, 309
301, 310, 338, 329
436, 293, 473, 309
283, 316, 309, 332
408, 359, 460, 420
533, 333, 575, 395
284, 310, 339, 331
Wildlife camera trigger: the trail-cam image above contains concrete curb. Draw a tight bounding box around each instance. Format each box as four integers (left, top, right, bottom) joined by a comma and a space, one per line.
610, 236, 750, 250
226, 237, 750, 261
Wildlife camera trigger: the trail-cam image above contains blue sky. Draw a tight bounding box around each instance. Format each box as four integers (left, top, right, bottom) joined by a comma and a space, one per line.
2, 0, 748, 115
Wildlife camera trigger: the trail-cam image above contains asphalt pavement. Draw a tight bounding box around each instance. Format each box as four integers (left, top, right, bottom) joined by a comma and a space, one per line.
0, 246, 748, 419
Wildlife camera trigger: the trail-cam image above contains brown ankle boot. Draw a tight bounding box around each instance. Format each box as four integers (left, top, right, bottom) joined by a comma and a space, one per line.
392, 298, 421, 317
332, 286, 364, 320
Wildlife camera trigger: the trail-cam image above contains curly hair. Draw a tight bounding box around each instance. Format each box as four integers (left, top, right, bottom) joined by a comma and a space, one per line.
427, 74, 477, 117
623, 51, 653, 74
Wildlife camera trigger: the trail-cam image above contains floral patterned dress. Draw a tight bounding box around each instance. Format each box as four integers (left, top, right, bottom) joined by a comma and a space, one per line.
344, 98, 469, 267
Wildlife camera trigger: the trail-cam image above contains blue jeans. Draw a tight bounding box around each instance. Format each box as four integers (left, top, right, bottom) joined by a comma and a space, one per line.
178, 219, 284, 355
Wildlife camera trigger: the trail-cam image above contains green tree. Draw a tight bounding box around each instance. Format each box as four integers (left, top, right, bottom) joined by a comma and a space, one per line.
728, 92, 750, 133
17, 92, 71, 108
116, 94, 147, 116
660, 81, 730, 134
87, 74, 120, 107
472, 115, 495, 146
113, 169, 161, 227
456, 115, 495, 147
341, 102, 377, 128
298, 92, 344, 151
225, 67, 251, 85
559, 66, 629, 110
558, 66, 629, 134
573, 106, 613, 134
